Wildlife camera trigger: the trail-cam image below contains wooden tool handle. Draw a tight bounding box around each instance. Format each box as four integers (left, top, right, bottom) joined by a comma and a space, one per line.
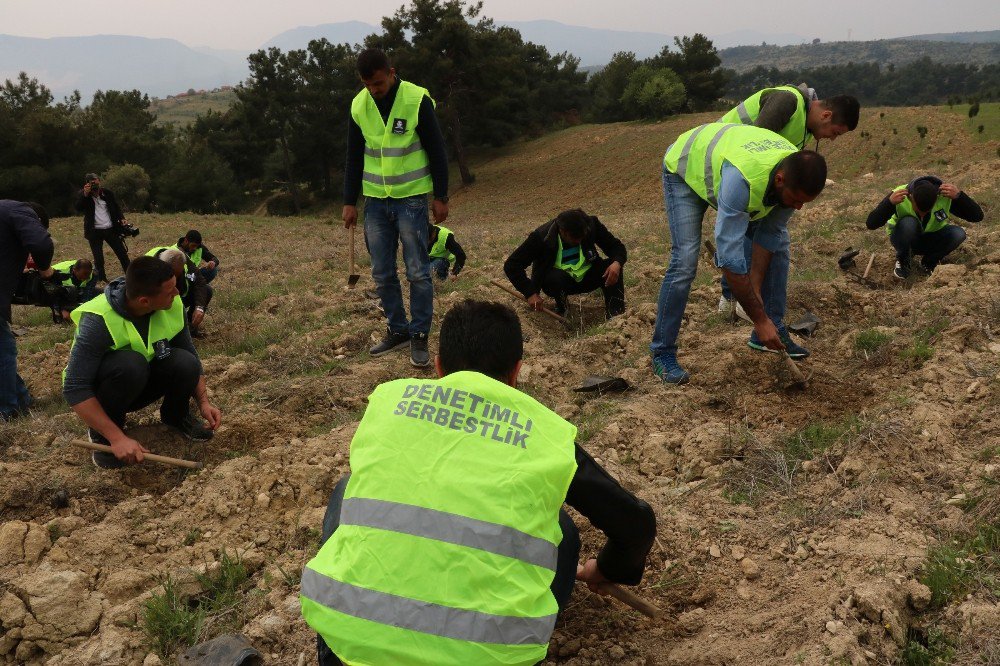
350, 225, 357, 274
71, 439, 204, 469
781, 351, 808, 385
596, 582, 662, 619
862, 252, 875, 280
489, 279, 571, 327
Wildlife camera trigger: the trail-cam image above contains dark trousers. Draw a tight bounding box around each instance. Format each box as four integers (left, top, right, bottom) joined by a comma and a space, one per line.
316, 475, 581, 666
184, 285, 213, 323
534, 257, 625, 317
890, 217, 967, 269
94, 348, 200, 428
0, 318, 30, 419
87, 229, 130, 282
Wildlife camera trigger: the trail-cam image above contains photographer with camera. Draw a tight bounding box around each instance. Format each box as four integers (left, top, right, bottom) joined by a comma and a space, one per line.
75, 173, 133, 283
62, 256, 221, 469
2, 200, 53, 420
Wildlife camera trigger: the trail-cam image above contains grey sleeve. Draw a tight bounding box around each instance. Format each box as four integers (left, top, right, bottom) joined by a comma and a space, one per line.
754, 90, 799, 135
62, 313, 114, 406
169, 327, 204, 375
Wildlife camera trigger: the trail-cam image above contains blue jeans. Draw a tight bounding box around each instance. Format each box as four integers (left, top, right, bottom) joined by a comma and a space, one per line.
890, 217, 966, 268
199, 264, 219, 283
364, 196, 433, 335
650, 170, 792, 359
430, 258, 451, 280
0, 318, 31, 418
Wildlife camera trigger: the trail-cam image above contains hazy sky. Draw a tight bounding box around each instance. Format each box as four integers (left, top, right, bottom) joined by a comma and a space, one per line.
2, 0, 998, 49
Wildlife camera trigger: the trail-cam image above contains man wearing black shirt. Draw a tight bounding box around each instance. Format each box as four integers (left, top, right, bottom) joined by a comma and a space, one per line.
342, 48, 450, 368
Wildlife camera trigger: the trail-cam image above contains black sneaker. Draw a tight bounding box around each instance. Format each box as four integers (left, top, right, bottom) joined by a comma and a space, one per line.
410, 333, 430, 368
554, 294, 568, 317
918, 258, 937, 274
165, 410, 214, 441
893, 260, 910, 280
90, 429, 126, 469
370, 328, 410, 356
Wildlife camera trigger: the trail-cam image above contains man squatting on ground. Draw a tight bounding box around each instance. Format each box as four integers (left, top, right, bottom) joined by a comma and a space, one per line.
342, 48, 450, 368
650, 123, 828, 385
50, 258, 99, 322
62, 256, 221, 469
504, 209, 627, 318
301, 299, 656, 666
176, 229, 220, 284
866, 175, 984, 279
75, 173, 131, 283
717, 85, 860, 315
427, 222, 466, 280
1, 200, 53, 421
146, 246, 213, 335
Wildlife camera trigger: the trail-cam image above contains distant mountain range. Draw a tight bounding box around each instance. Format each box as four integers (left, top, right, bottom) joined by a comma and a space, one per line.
1, 22, 996, 101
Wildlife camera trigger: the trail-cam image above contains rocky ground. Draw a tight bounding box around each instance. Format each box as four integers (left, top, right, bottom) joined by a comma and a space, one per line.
1, 105, 999, 665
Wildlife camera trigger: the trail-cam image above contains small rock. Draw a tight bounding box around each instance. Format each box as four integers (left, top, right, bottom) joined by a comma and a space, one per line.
946, 494, 967, 505
608, 645, 626, 660
559, 638, 581, 657
905, 580, 932, 611
826, 620, 841, 635
862, 172, 874, 179
143, 654, 163, 666
255, 493, 271, 509
741, 557, 761, 580
709, 544, 721, 558
736, 584, 752, 600
689, 586, 716, 605
731, 546, 745, 561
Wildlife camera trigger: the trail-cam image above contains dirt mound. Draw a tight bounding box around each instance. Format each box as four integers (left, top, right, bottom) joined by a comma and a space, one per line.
2, 105, 999, 664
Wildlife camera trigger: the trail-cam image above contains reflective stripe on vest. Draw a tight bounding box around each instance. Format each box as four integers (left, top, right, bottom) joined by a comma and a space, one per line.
886, 185, 953, 235
352, 80, 434, 199
429, 226, 455, 262
665, 123, 797, 221
301, 371, 577, 666
719, 85, 813, 149
554, 236, 590, 282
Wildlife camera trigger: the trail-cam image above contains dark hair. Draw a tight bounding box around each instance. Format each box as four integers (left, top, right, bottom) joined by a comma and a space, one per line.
73, 258, 93, 272
780, 150, 828, 196
911, 180, 939, 211
25, 202, 49, 229
822, 95, 860, 130
438, 300, 523, 381
84, 172, 99, 182
184, 229, 202, 244
357, 48, 391, 79
554, 209, 590, 241
125, 256, 175, 300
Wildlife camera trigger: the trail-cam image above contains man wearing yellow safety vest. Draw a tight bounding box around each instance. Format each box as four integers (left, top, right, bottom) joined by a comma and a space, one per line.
650, 123, 828, 384
176, 229, 220, 284
427, 223, 466, 280
342, 48, 451, 368
865, 175, 983, 279
146, 246, 213, 336
302, 300, 655, 666
717, 85, 859, 318
62, 257, 221, 469
503, 209, 627, 318
50, 258, 98, 322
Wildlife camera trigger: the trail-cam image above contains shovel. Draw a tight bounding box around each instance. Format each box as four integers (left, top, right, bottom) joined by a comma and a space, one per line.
347, 225, 361, 288
71, 439, 204, 469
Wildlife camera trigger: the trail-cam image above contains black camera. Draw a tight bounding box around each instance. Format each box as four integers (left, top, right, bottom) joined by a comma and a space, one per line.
87, 181, 100, 196
118, 222, 140, 238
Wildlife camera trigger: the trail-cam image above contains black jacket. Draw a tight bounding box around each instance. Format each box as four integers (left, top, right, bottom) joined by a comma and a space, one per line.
176, 237, 219, 266
75, 188, 126, 240
866, 175, 985, 230
1, 200, 54, 322
504, 214, 628, 298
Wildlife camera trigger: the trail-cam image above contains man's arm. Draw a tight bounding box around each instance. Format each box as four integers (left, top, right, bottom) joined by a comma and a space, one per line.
503, 234, 543, 299
592, 217, 627, 266
444, 235, 466, 275
342, 117, 366, 228
189, 267, 210, 310
754, 90, 799, 134
415, 96, 449, 202
866, 193, 897, 230
947, 189, 985, 223
11, 206, 54, 271
199, 245, 218, 265
565, 444, 656, 585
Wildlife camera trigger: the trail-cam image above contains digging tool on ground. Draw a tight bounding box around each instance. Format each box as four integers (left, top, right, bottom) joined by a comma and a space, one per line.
347, 225, 361, 288
862, 252, 876, 280
585, 581, 662, 619
837, 247, 877, 288
780, 351, 809, 390
71, 439, 204, 469
489, 279, 572, 328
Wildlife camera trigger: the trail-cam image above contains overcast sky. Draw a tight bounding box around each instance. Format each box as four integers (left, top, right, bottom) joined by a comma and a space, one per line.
2, 0, 998, 49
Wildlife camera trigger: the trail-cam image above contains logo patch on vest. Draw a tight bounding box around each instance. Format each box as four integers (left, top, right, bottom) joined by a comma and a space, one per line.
934, 210, 948, 222
391, 118, 407, 135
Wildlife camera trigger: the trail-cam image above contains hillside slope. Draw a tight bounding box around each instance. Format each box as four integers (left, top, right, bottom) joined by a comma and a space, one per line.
1, 105, 998, 664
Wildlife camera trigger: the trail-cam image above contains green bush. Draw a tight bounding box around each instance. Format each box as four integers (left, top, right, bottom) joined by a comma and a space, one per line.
102, 163, 151, 212
156, 142, 243, 213
854, 329, 892, 354
619, 65, 687, 119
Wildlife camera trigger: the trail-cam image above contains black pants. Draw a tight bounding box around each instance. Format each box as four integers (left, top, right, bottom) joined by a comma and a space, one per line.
534, 257, 625, 317
94, 348, 200, 428
316, 475, 582, 666
87, 229, 131, 282
184, 285, 213, 323
889, 217, 967, 269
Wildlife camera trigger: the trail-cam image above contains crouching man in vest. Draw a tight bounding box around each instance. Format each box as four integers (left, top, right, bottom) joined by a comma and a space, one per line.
504, 209, 627, 319
62, 256, 221, 469
50, 258, 98, 322
342, 48, 451, 368
865, 175, 984, 280
428, 223, 466, 281
301, 300, 656, 666
650, 123, 828, 384
176, 229, 220, 284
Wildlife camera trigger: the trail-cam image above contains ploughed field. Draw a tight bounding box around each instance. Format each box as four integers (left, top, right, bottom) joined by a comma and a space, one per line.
1, 105, 999, 664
